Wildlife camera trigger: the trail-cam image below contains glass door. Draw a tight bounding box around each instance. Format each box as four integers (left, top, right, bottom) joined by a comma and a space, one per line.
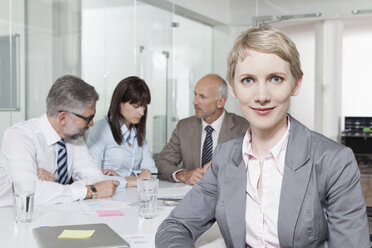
136, 2, 173, 156
82, 0, 136, 120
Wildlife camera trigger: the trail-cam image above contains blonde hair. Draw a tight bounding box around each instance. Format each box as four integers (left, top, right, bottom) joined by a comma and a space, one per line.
227, 26, 303, 85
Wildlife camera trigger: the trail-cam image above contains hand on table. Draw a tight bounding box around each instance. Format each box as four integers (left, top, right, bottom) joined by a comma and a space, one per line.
86, 180, 120, 199
37, 168, 55, 182
125, 169, 152, 188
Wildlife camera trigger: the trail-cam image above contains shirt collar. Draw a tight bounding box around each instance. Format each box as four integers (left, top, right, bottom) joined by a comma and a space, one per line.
120, 123, 137, 145
202, 110, 225, 132
270, 118, 290, 173
39, 113, 61, 146
242, 116, 291, 174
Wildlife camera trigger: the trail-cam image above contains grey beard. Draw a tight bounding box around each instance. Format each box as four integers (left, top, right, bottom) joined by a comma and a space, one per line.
65, 135, 85, 145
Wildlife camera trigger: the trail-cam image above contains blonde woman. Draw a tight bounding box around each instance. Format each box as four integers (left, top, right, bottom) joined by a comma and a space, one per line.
156, 27, 369, 248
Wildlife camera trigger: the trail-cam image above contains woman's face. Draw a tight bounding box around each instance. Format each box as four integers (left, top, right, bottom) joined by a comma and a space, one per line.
120, 102, 146, 127
229, 49, 301, 133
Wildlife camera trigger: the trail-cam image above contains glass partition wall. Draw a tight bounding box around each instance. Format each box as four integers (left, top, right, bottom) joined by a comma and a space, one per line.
0, 0, 25, 141
81, 0, 213, 155
0, 0, 213, 154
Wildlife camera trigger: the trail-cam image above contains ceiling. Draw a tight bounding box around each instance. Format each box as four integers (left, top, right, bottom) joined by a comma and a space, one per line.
230, 0, 372, 25
166, 0, 372, 26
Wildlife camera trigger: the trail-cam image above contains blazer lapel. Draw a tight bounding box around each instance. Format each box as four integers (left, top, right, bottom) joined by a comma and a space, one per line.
278, 116, 312, 247
218, 111, 234, 144
223, 136, 247, 248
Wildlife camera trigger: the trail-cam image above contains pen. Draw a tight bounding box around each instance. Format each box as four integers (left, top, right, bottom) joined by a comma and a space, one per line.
134, 172, 160, 176
157, 198, 182, 201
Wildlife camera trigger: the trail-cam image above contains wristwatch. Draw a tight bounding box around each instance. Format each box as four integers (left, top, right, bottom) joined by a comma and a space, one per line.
89, 185, 97, 199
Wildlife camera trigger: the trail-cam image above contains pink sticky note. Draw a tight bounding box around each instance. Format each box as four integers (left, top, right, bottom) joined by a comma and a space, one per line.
96, 210, 124, 217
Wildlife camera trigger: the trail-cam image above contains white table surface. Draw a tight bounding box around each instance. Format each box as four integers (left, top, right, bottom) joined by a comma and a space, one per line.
0, 180, 224, 248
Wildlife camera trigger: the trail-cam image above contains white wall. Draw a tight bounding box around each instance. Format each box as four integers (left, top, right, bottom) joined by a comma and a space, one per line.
278, 23, 316, 130
342, 17, 372, 120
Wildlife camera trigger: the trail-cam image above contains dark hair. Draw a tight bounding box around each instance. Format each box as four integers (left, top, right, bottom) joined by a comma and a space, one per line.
107, 76, 151, 146
47, 75, 99, 116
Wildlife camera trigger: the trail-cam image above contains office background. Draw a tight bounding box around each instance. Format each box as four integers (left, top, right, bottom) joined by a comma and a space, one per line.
1, 0, 372, 156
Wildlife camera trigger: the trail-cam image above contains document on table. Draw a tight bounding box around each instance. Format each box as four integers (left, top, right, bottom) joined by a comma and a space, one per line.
124, 233, 154, 248
96, 210, 124, 217
157, 184, 192, 199
82, 199, 126, 215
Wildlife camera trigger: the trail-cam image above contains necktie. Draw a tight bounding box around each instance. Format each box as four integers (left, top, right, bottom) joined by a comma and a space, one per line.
56, 139, 68, 184
201, 125, 214, 167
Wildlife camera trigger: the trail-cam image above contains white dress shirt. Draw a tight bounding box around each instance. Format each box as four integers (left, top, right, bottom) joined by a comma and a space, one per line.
243, 119, 290, 248
0, 114, 105, 207
172, 111, 225, 182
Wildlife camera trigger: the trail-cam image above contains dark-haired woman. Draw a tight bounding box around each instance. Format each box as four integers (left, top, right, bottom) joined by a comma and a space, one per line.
87, 76, 157, 188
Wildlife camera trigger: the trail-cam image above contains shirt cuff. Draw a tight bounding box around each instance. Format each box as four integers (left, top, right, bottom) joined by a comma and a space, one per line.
172, 169, 185, 183
70, 183, 88, 201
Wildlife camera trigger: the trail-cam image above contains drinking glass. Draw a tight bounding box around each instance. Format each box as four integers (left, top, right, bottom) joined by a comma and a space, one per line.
12, 180, 35, 223
137, 178, 158, 219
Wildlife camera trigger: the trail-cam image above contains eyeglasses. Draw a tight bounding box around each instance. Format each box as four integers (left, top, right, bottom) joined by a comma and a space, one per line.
59, 110, 95, 124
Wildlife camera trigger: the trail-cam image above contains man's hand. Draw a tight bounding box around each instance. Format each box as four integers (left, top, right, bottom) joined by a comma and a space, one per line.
86, 180, 120, 199
37, 168, 55, 182
201, 161, 211, 174
102, 169, 120, 176
176, 162, 212, 185
175, 168, 201, 185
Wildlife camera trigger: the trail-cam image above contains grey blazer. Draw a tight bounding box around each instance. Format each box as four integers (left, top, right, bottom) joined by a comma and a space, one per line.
155, 116, 370, 248
156, 111, 248, 182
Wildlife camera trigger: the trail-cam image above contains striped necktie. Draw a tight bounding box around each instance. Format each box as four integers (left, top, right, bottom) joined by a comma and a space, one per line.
201, 125, 214, 168
56, 139, 68, 184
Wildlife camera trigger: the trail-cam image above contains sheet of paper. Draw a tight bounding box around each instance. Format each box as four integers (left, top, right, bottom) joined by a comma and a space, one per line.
96, 210, 124, 217
58, 230, 95, 239
123, 233, 155, 248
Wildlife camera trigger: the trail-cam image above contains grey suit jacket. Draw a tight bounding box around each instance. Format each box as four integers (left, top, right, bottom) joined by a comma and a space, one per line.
155, 111, 248, 182
155, 116, 370, 248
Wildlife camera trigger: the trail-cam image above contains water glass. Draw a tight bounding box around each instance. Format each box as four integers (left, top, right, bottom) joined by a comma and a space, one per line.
12, 180, 35, 223
137, 178, 158, 219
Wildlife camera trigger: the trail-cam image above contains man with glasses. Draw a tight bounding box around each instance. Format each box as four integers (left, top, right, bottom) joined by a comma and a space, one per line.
0, 75, 119, 207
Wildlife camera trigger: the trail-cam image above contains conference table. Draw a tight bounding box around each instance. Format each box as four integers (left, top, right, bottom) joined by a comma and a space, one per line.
0, 180, 225, 248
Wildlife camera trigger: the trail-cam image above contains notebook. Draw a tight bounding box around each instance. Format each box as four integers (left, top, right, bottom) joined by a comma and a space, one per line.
33, 223, 130, 248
